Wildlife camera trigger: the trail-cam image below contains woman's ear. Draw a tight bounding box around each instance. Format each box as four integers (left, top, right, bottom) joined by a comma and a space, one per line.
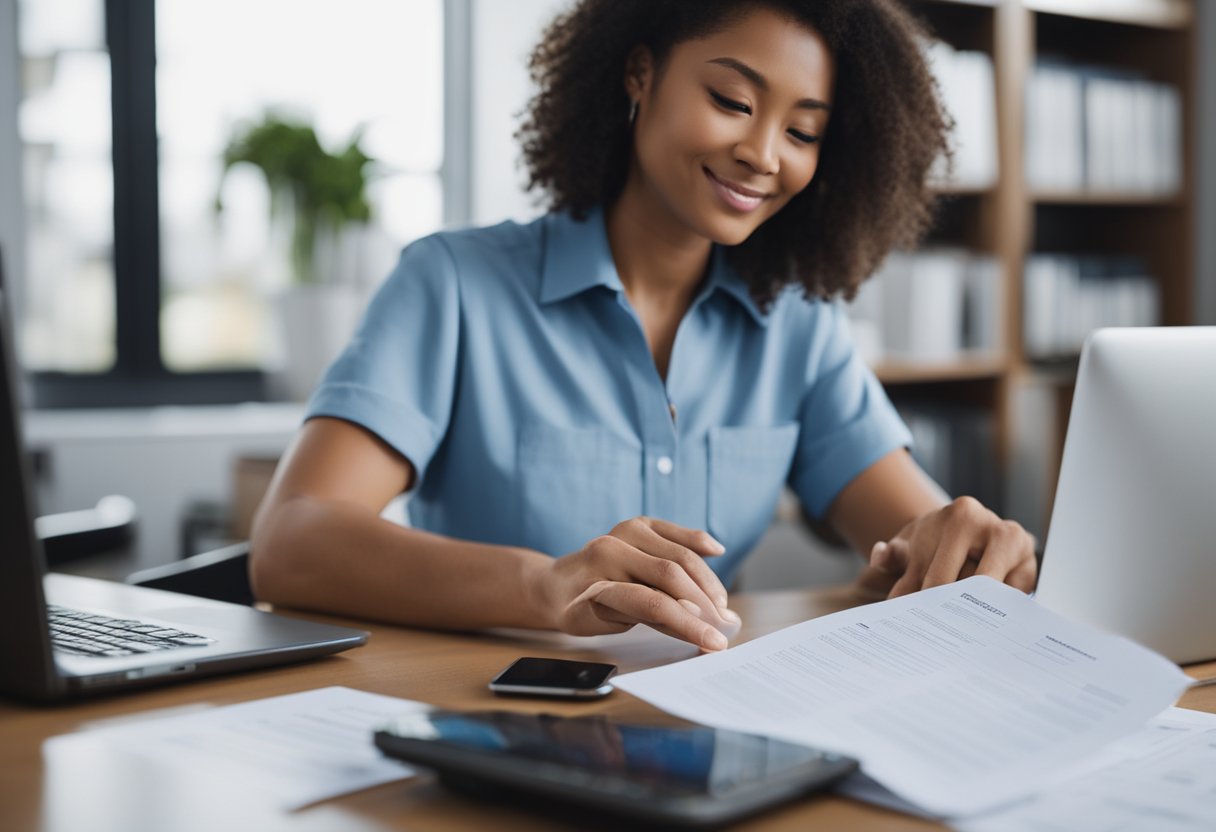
623, 45, 654, 103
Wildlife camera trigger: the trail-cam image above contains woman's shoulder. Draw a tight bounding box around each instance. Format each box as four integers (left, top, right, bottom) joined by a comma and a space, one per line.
386, 215, 550, 298
414, 215, 547, 271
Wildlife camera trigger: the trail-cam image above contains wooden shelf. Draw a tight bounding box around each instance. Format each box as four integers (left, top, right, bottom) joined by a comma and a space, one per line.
921, 0, 1000, 7
883, 0, 1195, 538
1024, 0, 1191, 29
873, 358, 1008, 385
931, 183, 996, 198
1022, 356, 1082, 381
1031, 190, 1184, 206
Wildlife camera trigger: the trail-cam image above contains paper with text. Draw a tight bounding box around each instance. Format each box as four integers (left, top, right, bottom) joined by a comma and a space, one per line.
614, 576, 1191, 817
956, 707, 1216, 832
48, 686, 428, 809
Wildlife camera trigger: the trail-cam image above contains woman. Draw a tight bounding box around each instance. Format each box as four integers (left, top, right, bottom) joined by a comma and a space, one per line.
251, 0, 1037, 653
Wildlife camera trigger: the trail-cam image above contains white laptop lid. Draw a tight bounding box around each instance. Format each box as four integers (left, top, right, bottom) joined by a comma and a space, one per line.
1034, 327, 1216, 665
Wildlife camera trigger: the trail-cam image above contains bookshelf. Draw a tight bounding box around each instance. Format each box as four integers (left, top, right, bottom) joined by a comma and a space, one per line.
875, 0, 1196, 537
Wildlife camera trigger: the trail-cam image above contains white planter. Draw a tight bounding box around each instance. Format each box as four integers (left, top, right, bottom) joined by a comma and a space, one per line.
274, 284, 364, 402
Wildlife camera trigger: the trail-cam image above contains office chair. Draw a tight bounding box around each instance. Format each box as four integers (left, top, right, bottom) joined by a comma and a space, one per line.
37, 495, 137, 567
126, 541, 255, 606
37, 494, 254, 605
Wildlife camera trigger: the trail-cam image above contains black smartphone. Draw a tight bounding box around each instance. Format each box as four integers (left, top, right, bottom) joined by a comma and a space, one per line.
488, 657, 617, 699
374, 709, 859, 827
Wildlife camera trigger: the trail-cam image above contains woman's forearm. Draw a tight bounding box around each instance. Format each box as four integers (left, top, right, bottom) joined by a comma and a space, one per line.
250, 495, 556, 630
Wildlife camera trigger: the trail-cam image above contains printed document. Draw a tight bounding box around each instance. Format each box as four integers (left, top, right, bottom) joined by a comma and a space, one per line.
45, 686, 427, 809
614, 576, 1192, 817
955, 706, 1216, 832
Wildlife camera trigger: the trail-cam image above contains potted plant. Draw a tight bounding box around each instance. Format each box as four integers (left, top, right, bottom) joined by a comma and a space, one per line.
216, 113, 375, 400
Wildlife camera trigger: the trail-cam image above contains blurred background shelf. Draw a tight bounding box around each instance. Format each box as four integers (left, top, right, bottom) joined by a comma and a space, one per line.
1030, 191, 1186, 206
1024, 0, 1191, 29
869, 0, 1199, 542
873, 359, 1008, 385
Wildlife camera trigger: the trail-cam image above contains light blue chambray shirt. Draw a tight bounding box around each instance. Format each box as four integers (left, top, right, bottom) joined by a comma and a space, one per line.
307, 208, 911, 584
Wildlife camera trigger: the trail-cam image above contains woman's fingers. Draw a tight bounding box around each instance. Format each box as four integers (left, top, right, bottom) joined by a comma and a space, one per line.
611, 519, 734, 615
973, 521, 1034, 582
877, 499, 1038, 598
886, 531, 933, 598
920, 528, 980, 590
592, 598, 718, 649
640, 517, 726, 558
585, 581, 728, 651
855, 564, 897, 599
1003, 555, 1038, 593
553, 522, 741, 647
887, 569, 923, 599
617, 547, 738, 634
912, 497, 986, 590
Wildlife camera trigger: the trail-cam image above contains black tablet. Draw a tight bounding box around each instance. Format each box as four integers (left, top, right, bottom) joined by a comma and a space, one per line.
373, 709, 857, 827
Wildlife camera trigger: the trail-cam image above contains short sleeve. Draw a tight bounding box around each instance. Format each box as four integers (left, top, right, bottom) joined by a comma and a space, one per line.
305, 235, 461, 480
788, 304, 913, 518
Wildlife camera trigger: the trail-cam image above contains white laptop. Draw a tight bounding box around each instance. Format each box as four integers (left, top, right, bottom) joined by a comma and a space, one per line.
1033, 327, 1216, 665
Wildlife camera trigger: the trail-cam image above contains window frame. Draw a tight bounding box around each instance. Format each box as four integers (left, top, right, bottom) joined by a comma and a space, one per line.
28, 0, 468, 408
30, 0, 264, 408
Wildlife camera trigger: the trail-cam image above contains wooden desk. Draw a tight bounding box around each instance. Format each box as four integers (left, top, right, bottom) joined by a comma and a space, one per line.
3, 586, 1215, 832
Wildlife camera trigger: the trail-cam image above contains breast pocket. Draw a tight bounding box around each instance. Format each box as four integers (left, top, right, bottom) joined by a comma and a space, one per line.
517, 423, 643, 557
707, 423, 801, 558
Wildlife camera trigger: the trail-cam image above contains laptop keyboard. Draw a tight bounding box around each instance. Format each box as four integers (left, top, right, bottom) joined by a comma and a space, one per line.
48, 605, 215, 658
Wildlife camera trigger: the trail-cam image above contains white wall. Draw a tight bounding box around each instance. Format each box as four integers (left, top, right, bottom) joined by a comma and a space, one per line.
469, 0, 571, 225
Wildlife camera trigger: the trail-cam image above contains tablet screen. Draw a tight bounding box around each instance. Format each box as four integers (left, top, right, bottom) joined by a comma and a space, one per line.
378, 709, 848, 797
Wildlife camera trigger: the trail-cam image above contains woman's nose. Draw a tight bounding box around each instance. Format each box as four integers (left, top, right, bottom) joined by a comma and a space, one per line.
733, 121, 780, 175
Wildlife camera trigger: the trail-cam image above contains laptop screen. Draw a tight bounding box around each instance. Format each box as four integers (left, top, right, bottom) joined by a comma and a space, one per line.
1035, 327, 1216, 665
0, 272, 64, 698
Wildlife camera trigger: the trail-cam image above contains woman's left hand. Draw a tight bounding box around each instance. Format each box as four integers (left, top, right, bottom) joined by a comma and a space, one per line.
864, 496, 1038, 599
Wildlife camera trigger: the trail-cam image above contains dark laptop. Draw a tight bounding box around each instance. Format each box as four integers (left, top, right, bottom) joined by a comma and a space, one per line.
0, 275, 367, 701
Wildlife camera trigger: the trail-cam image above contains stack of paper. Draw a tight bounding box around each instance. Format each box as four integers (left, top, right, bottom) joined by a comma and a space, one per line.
959, 707, 1216, 832
46, 687, 429, 810
615, 576, 1193, 819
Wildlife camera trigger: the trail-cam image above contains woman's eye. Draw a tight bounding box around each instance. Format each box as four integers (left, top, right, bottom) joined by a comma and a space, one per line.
788, 129, 819, 145
709, 90, 751, 114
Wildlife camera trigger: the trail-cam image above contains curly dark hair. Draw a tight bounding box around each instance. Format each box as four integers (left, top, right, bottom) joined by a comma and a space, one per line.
518, 0, 952, 306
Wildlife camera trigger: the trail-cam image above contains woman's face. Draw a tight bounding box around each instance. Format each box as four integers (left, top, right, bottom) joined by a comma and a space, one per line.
627, 7, 834, 246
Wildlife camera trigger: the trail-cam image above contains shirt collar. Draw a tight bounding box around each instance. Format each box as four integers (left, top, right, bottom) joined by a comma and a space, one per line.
703, 246, 771, 327
539, 207, 771, 327
539, 208, 624, 304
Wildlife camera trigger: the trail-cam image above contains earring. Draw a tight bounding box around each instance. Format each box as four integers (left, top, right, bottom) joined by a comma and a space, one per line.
628, 99, 639, 126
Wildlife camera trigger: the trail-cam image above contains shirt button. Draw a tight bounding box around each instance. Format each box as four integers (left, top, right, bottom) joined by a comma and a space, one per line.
656, 456, 674, 475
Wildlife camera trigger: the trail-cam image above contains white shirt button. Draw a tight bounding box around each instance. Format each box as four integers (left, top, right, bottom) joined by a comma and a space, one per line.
656, 456, 674, 475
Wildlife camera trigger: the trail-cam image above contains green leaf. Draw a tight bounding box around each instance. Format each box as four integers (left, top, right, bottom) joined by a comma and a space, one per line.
215, 111, 376, 284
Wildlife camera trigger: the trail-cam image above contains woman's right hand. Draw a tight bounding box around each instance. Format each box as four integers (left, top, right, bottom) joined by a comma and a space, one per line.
529, 516, 742, 652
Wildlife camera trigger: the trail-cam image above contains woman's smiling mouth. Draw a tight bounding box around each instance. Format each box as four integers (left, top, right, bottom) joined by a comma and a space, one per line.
704, 167, 771, 213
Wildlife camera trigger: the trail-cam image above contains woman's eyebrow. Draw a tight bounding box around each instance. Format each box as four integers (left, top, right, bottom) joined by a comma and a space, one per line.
707, 56, 831, 111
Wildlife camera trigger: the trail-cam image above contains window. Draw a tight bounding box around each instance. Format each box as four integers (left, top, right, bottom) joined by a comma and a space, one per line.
18, 0, 114, 374
16, 0, 445, 406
